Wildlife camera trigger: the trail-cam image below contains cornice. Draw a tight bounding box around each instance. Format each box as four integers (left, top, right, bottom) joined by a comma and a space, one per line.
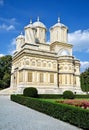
13, 47, 57, 62
19, 67, 58, 73
50, 41, 73, 48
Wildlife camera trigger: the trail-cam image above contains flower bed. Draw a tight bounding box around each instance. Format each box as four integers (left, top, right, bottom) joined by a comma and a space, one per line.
56, 99, 89, 109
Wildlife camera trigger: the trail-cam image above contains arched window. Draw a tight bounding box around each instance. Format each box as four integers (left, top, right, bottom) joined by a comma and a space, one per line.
43, 62, 46, 67
32, 61, 35, 66
61, 50, 70, 56
25, 60, 29, 65
37, 61, 41, 67
48, 62, 51, 68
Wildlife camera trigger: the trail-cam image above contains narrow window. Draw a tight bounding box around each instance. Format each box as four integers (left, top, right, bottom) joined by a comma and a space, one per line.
19, 71, 23, 82
40, 73, 44, 82
50, 74, 54, 83
28, 72, 32, 82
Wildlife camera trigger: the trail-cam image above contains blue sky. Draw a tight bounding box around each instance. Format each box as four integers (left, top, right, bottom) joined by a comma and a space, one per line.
0, 0, 89, 72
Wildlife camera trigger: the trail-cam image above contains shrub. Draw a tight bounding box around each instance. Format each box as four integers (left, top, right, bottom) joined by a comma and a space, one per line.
63, 90, 74, 99
38, 94, 63, 99
75, 94, 89, 98
11, 95, 89, 129
23, 87, 38, 97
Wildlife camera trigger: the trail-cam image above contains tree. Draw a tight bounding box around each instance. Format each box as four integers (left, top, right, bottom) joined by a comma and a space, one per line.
80, 68, 89, 94
0, 55, 12, 89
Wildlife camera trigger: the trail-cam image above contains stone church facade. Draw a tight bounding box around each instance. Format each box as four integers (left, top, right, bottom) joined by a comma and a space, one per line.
10, 17, 82, 94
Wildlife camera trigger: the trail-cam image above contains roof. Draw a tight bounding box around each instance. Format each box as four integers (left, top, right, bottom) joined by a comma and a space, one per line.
33, 17, 46, 29
50, 17, 68, 30
16, 32, 25, 40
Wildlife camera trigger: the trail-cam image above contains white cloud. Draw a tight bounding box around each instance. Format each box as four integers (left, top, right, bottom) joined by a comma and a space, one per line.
80, 61, 89, 72
0, 53, 4, 57
8, 38, 16, 55
0, 17, 18, 25
0, 0, 4, 6
0, 24, 15, 31
7, 25, 15, 31
0, 17, 18, 32
86, 49, 89, 53
68, 29, 89, 52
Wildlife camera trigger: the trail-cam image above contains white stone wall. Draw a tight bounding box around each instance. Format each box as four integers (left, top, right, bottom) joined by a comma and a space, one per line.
50, 27, 68, 43
25, 28, 36, 44
16, 38, 25, 51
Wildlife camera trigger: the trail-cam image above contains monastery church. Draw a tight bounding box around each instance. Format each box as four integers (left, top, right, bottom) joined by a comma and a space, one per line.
0, 17, 82, 95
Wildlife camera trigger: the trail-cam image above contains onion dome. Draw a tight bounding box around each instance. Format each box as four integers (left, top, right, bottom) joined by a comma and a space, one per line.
24, 19, 35, 29
50, 17, 68, 30
16, 32, 25, 40
33, 17, 47, 30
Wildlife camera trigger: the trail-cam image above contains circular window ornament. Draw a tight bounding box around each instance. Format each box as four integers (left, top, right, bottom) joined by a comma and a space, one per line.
61, 50, 70, 56
58, 49, 70, 56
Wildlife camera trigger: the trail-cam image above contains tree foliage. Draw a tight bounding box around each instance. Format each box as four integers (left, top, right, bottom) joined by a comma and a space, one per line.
80, 68, 89, 93
0, 55, 12, 89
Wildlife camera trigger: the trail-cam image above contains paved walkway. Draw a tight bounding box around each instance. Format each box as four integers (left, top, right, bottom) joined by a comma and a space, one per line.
0, 96, 82, 130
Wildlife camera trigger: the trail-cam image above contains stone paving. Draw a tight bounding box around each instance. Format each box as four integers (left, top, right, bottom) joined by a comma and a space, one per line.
0, 96, 82, 130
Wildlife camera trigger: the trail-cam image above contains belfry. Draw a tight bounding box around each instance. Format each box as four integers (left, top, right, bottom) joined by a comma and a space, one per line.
10, 17, 82, 94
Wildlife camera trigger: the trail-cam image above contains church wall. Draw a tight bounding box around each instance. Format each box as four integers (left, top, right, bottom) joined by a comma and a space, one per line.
38, 44, 50, 51
25, 28, 35, 44
50, 42, 72, 56
50, 26, 67, 43
11, 53, 81, 94
58, 56, 76, 89
35, 28, 46, 43
11, 54, 58, 91
25, 71, 57, 86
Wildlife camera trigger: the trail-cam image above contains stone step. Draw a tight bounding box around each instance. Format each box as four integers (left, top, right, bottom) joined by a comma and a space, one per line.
0, 88, 17, 95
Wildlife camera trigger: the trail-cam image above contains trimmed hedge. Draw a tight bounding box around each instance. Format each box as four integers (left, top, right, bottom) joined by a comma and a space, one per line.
11, 95, 89, 129
38, 94, 63, 99
23, 87, 38, 98
39, 94, 89, 99
63, 90, 74, 99
75, 94, 89, 99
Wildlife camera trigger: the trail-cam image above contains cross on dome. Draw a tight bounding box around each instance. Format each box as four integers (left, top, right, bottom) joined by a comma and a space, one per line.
20, 32, 23, 35
30, 18, 32, 24
37, 16, 40, 22
58, 17, 60, 23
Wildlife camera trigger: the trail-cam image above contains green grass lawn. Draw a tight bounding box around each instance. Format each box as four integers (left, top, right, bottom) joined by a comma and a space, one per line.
40, 98, 89, 109
39, 98, 89, 102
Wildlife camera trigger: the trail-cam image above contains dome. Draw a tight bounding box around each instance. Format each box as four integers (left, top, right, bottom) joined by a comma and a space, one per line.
25, 23, 34, 28
16, 32, 25, 40
50, 17, 68, 30
25, 19, 35, 29
33, 17, 46, 29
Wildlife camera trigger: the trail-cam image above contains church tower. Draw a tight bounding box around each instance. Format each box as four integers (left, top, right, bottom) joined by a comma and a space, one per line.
33, 17, 47, 43
50, 17, 72, 56
16, 32, 25, 52
50, 17, 68, 43
24, 19, 36, 44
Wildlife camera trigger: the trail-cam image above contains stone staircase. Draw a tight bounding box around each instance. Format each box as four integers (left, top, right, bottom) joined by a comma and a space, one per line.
0, 87, 17, 96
